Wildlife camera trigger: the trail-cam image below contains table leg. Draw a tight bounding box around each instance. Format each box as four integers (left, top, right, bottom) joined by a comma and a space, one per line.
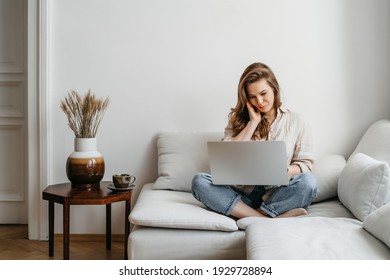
63, 202, 70, 260
124, 199, 130, 259
106, 204, 111, 250
48, 201, 54, 257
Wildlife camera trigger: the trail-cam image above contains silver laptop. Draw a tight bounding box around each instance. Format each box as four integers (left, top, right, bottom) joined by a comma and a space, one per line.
207, 141, 289, 186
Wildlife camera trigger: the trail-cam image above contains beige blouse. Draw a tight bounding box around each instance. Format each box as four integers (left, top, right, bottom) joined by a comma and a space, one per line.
222, 107, 314, 185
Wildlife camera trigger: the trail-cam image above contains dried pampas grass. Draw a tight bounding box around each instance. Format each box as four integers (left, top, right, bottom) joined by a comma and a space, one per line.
60, 89, 110, 138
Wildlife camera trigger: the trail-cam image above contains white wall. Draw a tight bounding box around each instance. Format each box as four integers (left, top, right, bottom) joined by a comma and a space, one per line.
48, 0, 390, 233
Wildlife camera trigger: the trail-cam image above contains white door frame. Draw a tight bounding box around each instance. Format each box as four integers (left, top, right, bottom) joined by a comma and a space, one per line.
27, 0, 50, 240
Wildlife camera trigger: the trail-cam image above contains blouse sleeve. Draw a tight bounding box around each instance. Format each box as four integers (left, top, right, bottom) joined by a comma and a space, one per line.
290, 116, 315, 172
222, 119, 234, 141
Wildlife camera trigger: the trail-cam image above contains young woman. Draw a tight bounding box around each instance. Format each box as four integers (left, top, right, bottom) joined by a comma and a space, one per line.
192, 62, 317, 219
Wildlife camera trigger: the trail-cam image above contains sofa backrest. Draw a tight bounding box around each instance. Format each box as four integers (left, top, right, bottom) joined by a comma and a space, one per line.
349, 119, 390, 166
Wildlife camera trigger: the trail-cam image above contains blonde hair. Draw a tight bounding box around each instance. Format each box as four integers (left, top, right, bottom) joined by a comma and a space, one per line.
228, 62, 282, 139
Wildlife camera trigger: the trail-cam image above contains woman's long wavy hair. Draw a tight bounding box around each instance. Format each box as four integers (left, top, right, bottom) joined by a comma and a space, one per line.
228, 62, 282, 139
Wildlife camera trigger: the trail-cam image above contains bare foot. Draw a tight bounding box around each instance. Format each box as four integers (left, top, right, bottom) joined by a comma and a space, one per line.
230, 200, 269, 219
277, 208, 307, 218
256, 208, 269, 217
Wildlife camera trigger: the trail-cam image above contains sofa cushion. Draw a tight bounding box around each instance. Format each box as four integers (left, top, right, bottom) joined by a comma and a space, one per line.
236, 198, 355, 230
129, 225, 246, 260
363, 203, 390, 248
312, 154, 346, 202
338, 153, 390, 222
130, 183, 238, 231
153, 132, 222, 192
350, 119, 390, 165
245, 217, 390, 259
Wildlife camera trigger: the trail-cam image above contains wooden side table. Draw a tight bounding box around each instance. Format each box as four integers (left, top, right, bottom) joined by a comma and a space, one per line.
42, 181, 132, 260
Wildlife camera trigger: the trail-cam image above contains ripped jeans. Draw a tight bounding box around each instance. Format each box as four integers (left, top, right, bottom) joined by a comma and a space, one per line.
191, 172, 317, 218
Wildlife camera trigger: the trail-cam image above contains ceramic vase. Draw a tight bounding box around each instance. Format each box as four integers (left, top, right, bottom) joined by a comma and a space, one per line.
66, 138, 105, 188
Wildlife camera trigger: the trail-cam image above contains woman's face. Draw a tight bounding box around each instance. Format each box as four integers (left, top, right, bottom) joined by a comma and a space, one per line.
246, 78, 275, 114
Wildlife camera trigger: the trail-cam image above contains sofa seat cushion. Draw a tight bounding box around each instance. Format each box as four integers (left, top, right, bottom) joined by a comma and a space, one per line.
129, 183, 238, 231
128, 225, 246, 260
245, 217, 390, 260
237, 198, 355, 230
306, 198, 355, 218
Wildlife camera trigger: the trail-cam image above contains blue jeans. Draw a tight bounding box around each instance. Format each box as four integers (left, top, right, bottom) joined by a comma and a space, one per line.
191, 172, 317, 218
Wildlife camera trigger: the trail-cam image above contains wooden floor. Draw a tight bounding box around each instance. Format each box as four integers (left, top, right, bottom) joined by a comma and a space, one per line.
0, 224, 125, 260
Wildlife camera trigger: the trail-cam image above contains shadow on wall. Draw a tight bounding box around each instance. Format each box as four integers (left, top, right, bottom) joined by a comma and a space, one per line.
340, 0, 390, 156
131, 133, 158, 206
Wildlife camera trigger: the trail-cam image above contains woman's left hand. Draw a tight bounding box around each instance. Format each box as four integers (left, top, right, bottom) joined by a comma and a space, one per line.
288, 165, 301, 178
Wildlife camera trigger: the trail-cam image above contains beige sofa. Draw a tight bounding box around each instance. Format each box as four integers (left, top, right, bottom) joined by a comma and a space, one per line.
128, 119, 390, 259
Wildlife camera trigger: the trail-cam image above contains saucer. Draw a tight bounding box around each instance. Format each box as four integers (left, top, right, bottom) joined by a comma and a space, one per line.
106, 183, 136, 191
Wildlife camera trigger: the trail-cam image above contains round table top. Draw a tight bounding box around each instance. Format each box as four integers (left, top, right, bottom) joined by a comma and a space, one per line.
42, 181, 133, 204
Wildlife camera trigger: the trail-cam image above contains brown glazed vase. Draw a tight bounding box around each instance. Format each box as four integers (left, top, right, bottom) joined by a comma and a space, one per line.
66, 138, 105, 188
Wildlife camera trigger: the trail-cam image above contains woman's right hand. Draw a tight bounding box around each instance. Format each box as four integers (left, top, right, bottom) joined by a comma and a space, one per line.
246, 102, 261, 124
